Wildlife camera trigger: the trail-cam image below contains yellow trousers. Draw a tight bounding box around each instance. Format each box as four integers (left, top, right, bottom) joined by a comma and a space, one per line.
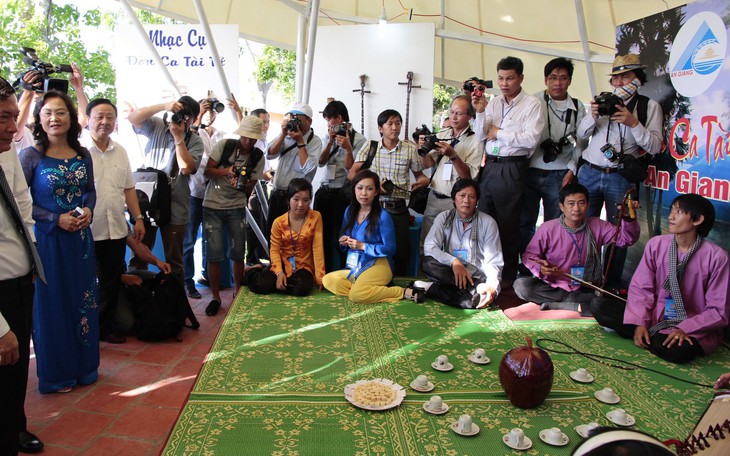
323, 258, 404, 303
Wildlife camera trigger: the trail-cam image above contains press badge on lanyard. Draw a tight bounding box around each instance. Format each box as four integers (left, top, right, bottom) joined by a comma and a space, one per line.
664, 296, 678, 320
441, 161, 453, 179
453, 249, 468, 263
570, 265, 585, 286
288, 256, 297, 272
346, 251, 361, 281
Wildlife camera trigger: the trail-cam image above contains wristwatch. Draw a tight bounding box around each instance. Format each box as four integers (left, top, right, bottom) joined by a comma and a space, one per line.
131, 214, 144, 223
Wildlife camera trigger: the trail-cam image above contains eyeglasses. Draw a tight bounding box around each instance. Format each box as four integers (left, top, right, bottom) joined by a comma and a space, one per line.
40, 110, 70, 119
547, 76, 570, 82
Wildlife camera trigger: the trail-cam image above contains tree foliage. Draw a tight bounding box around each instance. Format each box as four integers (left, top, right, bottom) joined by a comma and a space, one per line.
254, 45, 296, 105
432, 83, 461, 129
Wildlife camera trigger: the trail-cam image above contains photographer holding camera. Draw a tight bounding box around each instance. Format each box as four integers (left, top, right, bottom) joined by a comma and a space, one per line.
316, 100, 367, 272
520, 58, 587, 256
266, 103, 322, 241
201, 116, 265, 316
416, 95, 482, 245
472, 56, 545, 286
576, 54, 663, 288
127, 96, 204, 286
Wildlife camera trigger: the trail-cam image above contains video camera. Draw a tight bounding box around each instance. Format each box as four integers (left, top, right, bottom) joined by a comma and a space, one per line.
15, 47, 73, 93
463, 77, 493, 97
594, 92, 623, 116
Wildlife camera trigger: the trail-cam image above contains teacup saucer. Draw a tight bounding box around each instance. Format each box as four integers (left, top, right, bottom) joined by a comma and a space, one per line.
450, 422, 480, 436
502, 433, 532, 450
432, 361, 454, 372
575, 423, 599, 438
606, 409, 635, 426
410, 380, 435, 392
539, 429, 569, 446
570, 370, 594, 383
594, 390, 620, 404
423, 401, 449, 415
468, 354, 491, 365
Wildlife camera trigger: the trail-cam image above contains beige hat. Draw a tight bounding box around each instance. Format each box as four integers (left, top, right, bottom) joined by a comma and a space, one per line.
609, 54, 647, 75
233, 115, 264, 140
288, 102, 314, 119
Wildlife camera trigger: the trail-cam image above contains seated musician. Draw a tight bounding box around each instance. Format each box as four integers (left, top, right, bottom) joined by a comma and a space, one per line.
414, 178, 503, 309
594, 194, 729, 364
513, 182, 639, 315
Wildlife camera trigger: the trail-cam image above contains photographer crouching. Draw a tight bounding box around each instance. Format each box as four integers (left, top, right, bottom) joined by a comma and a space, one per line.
201, 116, 266, 316
576, 54, 664, 288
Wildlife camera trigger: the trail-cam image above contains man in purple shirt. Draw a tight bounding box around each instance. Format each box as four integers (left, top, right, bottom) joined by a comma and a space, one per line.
514, 182, 639, 315
595, 194, 729, 364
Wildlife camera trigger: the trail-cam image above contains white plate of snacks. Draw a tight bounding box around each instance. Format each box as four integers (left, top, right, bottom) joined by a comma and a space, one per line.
344, 378, 407, 411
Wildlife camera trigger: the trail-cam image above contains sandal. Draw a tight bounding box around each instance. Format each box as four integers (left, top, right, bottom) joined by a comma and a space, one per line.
404, 288, 425, 304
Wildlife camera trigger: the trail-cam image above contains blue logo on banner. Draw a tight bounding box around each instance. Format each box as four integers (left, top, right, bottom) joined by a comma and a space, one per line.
672, 21, 722, 75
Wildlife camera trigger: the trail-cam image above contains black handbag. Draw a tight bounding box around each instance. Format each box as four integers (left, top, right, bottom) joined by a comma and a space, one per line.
407, 187, 430, 214
617, 153, 650, 184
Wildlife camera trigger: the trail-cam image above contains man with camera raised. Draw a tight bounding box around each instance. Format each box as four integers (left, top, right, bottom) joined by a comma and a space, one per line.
266, 103, 322, 239
472, 56, 545, 286
201, 116, 265, 316
520, 58, 587, 258
417, 95, 482, 245
576, 53, 663, 288
127, 96, 205, 286
316, 100, 367, 272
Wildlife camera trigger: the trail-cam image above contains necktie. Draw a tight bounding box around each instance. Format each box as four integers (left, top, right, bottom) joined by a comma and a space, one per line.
0, 165, 46, 283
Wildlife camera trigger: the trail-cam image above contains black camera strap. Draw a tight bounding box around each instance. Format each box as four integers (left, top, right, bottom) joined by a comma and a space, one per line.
325, 128, 357, 164
543, 91, 577, 141
279, 130, 315, 159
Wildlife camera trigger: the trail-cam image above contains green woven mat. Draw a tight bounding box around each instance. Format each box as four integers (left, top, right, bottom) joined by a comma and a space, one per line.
164, 286, 729, 455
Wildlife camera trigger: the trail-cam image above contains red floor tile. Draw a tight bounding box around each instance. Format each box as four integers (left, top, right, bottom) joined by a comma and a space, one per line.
132, 339, 190, 365
104, 362, 169, 388
73, 383, 137, 415
38, 410, 115, 447
80, 436, 157, 456
138, 376, 196, 408
106, 404, 181, 441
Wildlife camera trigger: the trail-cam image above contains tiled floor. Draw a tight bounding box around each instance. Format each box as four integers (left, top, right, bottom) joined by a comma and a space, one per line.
24, 285, 232, 455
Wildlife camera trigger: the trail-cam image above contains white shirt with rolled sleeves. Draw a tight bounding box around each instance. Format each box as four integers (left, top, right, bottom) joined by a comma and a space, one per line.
82, 131, 136, 241
268, 133, 321, 191
0, 144, 35, 336
577, 94, 663, 168
474, 90, 545, 158
529, 91, 587, 172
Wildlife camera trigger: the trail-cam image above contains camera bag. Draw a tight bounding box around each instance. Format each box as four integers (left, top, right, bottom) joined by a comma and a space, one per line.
133, 167, 172, 226
127, 272, 193, 341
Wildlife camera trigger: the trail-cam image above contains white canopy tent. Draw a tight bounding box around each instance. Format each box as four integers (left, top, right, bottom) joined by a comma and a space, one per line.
115, 0, 690, 104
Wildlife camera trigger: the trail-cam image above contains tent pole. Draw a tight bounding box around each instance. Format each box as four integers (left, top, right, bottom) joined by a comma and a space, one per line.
302, 0, 321, 105
192, 0, 238, 123
574, 0, 598, 95
295, 14, 306, 102
119, 0, 181, 97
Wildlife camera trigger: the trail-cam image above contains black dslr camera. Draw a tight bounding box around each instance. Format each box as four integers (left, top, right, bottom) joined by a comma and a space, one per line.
204, 98, 225, 113
332, 123, 348, 136
286, 114, 302, 132
463, 77, 493, 97
381, 179, 395, 195
540, 133, 576, 163
600, 143, 620, 162
594, 92, 623, 116
232, 149, 264, 192
170, 110, 190, 124
15, 47, 72, 93
413, 124, 440, 157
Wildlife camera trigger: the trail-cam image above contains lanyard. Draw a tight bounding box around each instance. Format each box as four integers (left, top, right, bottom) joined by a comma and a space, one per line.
499, 99, 517, 128
288, 214, 306, 255
568, 230, 586, 264
456, 220, 471, 250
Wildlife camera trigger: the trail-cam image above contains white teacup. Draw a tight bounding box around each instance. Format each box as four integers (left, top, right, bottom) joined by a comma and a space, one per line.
457, 414, 473, 434
574, 368, 590, 380
428, 395, 443, 411
507, 428, 525, 447
546, 428, 564, 445
436, 355, 449, 366
414, 375, 429, 388
597, 387, 617, 401
586, 422, 599, 432
612, 408, 628, 424
472, 348, 486, 360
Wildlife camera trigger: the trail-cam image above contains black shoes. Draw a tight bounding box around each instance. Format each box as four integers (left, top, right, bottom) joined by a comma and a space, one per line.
186, 283, 201, 299
19, 431, 44, 454
205, 299, 221, 316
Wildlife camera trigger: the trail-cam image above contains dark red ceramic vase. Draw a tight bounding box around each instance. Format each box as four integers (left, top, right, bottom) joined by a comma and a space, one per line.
499, 337, 554, 408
